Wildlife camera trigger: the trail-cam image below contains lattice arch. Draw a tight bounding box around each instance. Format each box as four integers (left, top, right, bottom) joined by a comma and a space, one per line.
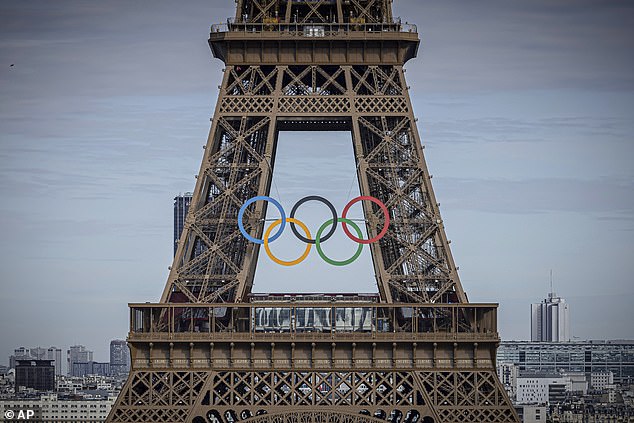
164, 63, 466, 305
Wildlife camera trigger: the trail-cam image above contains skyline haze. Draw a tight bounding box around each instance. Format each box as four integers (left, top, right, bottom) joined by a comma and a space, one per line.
1, 0, 633, 362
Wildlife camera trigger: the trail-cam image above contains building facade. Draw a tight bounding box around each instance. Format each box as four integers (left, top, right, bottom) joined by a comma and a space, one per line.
531, 291, 570, 342
498, 340, 634, 386
514, 405, 548, 423
71, 362, 110, 378
516, 375, 571, 405
15, 360, 55, 392
591, 371, 614, 391
0, 394, 116, 423
67, 346, 93, 377
109, 340, 130, 376
497, 362, 520, 399
173, 192, 192, 256
9, 347, 31, 370
46, 347, 63, 376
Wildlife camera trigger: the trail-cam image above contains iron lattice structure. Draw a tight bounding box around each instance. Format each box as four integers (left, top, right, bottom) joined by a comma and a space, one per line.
107, 1, 519, 422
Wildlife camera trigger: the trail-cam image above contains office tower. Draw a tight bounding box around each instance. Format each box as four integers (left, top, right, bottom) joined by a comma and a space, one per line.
46, 347, 63, 376
173, 192, 193, 256
109, 340, 130, 375
14, 347, 30, 357
9, 347, 31, 369
15, 359, 55, 392
30, 347, 47, 359
531, 291, 570, 342
67, 345, 93, 377
9, 346, 62, 375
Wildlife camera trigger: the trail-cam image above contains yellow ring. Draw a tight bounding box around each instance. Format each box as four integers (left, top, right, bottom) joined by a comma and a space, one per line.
263, 218, 312, 266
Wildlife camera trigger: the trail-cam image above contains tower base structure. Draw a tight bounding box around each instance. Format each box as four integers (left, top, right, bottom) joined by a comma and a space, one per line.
108, 299, 518, 422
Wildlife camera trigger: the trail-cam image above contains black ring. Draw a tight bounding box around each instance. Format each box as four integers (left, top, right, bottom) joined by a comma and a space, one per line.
289, 196, 338, 244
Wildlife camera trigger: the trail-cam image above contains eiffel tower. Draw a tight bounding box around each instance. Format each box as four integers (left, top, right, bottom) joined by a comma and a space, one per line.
107, 1, 519, 422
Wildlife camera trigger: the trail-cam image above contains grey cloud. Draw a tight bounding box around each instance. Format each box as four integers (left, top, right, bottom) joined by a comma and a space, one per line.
436, 176, 634, 216
0, 0, 632, 362
422, 116, 631, 145
397, 0, 634, 92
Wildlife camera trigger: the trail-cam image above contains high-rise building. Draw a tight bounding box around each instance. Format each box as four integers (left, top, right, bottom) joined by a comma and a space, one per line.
531, 291, 570, 342
47, 347, 63, 376
14, 347, 30, 356
15, 359, 55, 392
30, 347, 47, 359
173, 192, 193, 256
9, 346, 63, 376
8, 347, 31, 369
109, 340, 130, 375
67, 345, 93, 376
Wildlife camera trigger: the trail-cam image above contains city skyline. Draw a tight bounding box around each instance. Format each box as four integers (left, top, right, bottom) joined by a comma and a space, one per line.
0, 0, 633, 363
4, 341, 126, 372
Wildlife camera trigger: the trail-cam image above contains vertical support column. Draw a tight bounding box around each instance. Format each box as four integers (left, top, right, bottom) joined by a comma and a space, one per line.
397, 66, 467, 304
235, 0, 245, 21
336, 0, 344, 23
344, 65, 393, 303
285, 0, 293, 23
250, 342, 255, 368
392, 342, 397, 368
160, 66, 233, 304
209, 343, 214, 367
235, 65, 286, 302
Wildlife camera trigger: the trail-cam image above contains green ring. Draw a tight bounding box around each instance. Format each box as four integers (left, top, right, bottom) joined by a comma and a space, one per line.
315, 218, 364, 266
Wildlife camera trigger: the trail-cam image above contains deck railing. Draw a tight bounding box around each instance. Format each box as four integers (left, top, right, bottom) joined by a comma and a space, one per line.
210, 19, 417, 37
129, 302, 498, 340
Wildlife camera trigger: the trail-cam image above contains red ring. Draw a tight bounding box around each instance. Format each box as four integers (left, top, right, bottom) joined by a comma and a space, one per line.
341, 196, 390, 244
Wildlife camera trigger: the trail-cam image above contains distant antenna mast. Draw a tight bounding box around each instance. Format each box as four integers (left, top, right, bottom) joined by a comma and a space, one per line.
550, 269, 553, 295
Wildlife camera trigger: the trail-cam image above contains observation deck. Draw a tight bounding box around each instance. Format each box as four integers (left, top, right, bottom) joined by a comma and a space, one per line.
127, 301, 500, 372
209, 18, 420, 65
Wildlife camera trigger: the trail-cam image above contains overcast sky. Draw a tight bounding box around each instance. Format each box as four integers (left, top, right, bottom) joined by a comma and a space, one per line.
0, 0, 632, 364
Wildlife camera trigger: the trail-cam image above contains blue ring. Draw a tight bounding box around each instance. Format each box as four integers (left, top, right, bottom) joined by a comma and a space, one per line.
238, 196, 286, 245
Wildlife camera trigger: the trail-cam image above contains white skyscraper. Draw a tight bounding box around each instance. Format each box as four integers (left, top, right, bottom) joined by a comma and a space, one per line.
47, 347, 63, 376
531, 291, 570, 342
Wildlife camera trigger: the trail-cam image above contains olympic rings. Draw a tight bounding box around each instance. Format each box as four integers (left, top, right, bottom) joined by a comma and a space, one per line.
315, 218, 364, 266
238, 194, 390, 266
264, 218, 312, 266
238, 196, 286, 244
290, 196, 338, 244
341, 196, 390, 244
